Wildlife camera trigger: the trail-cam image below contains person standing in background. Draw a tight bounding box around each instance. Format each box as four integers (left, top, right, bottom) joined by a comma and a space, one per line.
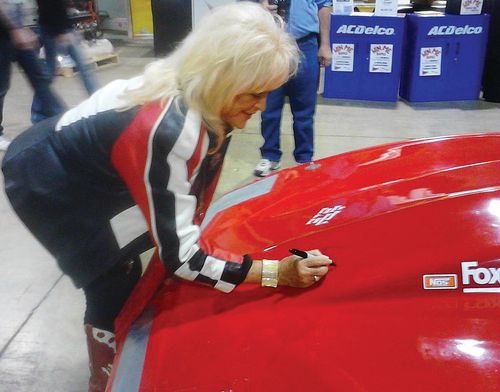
31, 0, 98, 123
253, 0, 332, 177
482, 0, 499, 102
0, 0, 65, 151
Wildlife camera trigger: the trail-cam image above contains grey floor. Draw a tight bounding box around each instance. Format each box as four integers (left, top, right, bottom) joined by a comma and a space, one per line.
0, 37, 499, 392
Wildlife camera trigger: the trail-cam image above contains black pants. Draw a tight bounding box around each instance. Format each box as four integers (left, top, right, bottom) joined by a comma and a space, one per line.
482, 0, 500, 102
0, 37, 65, 134
83, 257, 142, 332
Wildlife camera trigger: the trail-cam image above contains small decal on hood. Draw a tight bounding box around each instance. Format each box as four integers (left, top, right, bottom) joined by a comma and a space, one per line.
423, 274, 457, 289
306, 205, 345, 226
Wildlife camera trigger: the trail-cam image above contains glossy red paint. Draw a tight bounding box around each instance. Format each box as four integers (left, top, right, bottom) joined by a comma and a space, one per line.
108, 134, 500, 392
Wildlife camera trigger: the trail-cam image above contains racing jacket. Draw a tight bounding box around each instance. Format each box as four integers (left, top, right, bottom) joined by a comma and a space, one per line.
7, 76, 252, 291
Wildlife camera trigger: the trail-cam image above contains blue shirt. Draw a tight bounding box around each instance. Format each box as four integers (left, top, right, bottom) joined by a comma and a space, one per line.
288, 0, 332, 40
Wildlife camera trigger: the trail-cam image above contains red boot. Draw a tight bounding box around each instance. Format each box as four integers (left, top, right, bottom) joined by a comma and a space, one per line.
85, 324, 116, 392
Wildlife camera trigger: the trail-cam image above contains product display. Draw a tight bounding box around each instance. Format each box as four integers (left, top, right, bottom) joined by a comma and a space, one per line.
399, 13, 490, 101
323, 13, 406, 102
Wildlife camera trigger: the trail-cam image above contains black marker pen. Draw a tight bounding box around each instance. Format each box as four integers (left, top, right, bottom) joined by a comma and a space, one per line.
289, 248, 336, 266
289, 248, 309, 258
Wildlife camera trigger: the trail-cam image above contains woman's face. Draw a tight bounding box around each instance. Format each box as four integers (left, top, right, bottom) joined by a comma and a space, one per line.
221, 90, 272, 129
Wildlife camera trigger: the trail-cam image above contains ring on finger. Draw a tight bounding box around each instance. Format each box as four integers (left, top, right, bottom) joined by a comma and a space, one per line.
313, 275, 320, 282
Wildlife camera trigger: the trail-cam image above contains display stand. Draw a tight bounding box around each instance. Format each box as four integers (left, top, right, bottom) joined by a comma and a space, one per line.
399, 13, 490, 102
323, 13, 406, 102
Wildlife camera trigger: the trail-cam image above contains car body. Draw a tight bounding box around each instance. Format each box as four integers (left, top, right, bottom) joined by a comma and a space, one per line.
106, 134, 500, 392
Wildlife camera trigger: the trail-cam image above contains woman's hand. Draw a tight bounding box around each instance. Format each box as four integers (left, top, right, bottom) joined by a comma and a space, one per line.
244, 250, 333, 287
278, 249, 333, 288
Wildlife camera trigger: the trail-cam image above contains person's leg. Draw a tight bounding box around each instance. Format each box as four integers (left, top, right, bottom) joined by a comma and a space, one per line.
0, 38, 13, 137
39, 27, 58, 78
83, 259, 142, 332
482, 0, 500, 102
15, 47, 65, 123
254, 86, 287, 176
259, 85, 286, 162
288, 36, 320, 163
67, 34, 99, 95
31, 27, 58, 124
83, 259, 142, 392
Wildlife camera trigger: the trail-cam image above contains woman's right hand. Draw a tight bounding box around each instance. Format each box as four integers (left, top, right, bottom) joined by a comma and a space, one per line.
278, 249, 333, 288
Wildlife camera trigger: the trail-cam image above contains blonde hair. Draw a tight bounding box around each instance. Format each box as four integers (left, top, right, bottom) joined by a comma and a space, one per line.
122, 1, 299, 142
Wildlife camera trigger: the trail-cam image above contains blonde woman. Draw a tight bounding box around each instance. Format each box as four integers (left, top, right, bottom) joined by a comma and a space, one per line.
1, 3, 333, 391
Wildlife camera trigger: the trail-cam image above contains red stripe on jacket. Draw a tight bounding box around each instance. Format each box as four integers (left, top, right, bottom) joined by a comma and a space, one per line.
186, 125, 206, 180
110, 99, 167, 250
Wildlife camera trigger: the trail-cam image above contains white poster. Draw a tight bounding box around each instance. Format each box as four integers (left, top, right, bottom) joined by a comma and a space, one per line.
374, 0, 398, 16
419, 47, 442, 77
331, 43, 355, 72
332, 0, 354, 15
369, 44, 393, 73
460, 0, 484, 15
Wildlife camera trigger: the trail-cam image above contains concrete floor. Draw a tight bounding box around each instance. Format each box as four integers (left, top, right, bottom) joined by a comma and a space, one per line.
0, 37, 499, 391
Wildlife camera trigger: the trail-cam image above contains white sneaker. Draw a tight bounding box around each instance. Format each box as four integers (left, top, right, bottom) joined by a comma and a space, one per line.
253, 158, 280, 177
0, 134, 12, 151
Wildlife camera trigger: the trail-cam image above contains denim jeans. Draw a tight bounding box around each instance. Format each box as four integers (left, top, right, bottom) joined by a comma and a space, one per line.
31, 27, 97, 123
0, 37, 65, 134
260, 33, 320, 163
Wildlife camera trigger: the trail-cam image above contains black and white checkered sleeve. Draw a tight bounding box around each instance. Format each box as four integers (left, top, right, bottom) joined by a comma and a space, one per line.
174, 250, 253, 293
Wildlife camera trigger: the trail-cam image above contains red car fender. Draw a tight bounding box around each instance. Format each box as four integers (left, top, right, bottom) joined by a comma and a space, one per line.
108, 134, 500, 392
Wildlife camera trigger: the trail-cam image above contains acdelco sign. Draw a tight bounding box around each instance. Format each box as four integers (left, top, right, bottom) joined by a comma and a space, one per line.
427, 25, 483, 36
336, 24, 395, 36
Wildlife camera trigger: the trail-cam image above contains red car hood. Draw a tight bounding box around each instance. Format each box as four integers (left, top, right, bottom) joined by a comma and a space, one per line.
108, 134, 500, 392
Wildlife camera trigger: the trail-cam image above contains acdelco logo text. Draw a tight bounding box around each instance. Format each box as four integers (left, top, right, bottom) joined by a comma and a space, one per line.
427, 25, 483, 36
336, 25, 395, 35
